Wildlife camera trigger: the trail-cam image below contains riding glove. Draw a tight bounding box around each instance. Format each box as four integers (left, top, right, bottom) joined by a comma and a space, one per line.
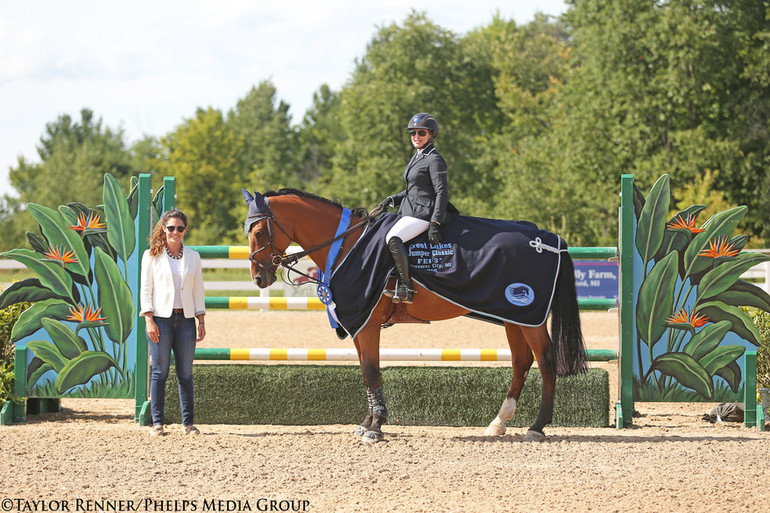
377, 197, 393, 213
428, 222, 442, 244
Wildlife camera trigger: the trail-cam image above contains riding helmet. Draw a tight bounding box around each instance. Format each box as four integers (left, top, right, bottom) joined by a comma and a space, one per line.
406, 113, 439, 134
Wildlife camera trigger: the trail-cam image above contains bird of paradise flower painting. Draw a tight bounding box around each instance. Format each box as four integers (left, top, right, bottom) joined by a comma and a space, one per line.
634, 174, 770, 401
0, 174, 140, 398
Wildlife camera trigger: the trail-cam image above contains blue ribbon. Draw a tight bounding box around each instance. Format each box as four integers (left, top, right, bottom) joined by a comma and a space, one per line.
318, 208, 351, 329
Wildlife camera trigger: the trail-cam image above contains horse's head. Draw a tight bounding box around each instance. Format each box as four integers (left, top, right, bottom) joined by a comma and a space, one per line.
242, 188, 290, 288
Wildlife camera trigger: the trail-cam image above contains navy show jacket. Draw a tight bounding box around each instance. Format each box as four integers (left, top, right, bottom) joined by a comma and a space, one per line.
391, 143, 454, 224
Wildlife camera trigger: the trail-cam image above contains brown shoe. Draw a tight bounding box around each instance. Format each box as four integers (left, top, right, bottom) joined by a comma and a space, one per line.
149, 424, 164, 436
183, 425, 201, 435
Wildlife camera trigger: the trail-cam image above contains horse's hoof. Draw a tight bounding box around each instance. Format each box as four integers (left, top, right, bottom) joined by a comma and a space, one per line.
484, 423, 506, 436
524, 429, 545, 441
353, 426, 367, 437
361, 430, 384, 443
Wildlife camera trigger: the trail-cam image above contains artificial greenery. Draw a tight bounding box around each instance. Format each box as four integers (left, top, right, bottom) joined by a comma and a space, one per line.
165, 365, 609, 428
632, 175, 770, 401
0, 174, 139, 397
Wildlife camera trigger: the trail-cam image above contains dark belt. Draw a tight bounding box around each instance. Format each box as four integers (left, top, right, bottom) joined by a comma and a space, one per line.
172, 308, 184, 313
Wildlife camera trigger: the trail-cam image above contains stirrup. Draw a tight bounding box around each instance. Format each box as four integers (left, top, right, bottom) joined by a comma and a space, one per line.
383, 280, 413, 304
394, 283, 414, 304
383, 288, 401, 303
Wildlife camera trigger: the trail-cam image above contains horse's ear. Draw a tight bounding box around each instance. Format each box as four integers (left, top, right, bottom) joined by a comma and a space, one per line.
252, 191, 268, 212
242, 188, 254, 204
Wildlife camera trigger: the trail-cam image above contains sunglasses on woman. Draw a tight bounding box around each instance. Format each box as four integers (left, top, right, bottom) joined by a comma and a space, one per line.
165, 225, 186, 233
409, 129, 429, 137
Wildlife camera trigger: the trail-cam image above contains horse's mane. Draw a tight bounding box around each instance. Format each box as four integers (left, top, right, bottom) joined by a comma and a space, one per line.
264, 188, 368, 218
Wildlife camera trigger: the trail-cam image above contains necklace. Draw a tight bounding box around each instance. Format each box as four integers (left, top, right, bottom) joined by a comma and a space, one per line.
166, 244, 183, 260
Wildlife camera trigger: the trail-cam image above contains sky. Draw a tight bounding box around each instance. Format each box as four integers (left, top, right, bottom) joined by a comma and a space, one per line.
0, 1, 567, 198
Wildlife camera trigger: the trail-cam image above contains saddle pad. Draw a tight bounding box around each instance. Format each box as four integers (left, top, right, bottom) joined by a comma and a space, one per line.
329, 212, 566, 339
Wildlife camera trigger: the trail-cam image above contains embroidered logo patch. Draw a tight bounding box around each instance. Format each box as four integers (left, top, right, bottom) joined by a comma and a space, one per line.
505, 283, 534, 306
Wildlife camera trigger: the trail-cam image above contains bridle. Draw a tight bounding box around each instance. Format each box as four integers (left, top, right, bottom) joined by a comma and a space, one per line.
247, 209, 291, 279
248, 203, 380, 286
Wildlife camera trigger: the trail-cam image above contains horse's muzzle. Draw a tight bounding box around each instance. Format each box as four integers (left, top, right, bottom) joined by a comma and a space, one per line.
252, 269, 276, 288
250, 259, 277, 288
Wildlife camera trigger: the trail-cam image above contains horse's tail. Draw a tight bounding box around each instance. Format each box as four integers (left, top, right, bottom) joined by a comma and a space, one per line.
550, 251, 588, 377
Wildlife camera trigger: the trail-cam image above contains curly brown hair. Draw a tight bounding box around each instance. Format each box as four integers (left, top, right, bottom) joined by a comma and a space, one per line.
148, 209, 188, 256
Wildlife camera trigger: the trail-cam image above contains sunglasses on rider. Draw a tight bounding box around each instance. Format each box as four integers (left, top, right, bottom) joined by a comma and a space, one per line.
165, 225, 187, 233
409, 129, 429, 137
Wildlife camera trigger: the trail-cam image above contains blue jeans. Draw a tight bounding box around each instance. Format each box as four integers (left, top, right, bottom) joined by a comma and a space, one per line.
148, 313, 196, 426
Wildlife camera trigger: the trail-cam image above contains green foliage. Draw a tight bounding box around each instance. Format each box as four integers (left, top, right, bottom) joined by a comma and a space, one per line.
316, 11, 502, 213
3, 6, 770, 248
747, 308, 770, 391
0, 294, 30, 365
0, 196, 31, 253
553, 0, 770, 245
229, 81, 299, 192
9, 109, 135, 211
634, 373, 742, 402
0, 361, 18, 406
0, 293, 30, 405
3, 109, 148, 251
27, 369, 135, 399
164, 365, 609, 427
155, 107, 244, 244
473, 14, 579, 228
297, 85, 343, 186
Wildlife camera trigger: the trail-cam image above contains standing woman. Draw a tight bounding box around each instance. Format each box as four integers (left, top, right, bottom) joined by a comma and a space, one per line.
140, 209, 206, 436
377, 112, 456, 304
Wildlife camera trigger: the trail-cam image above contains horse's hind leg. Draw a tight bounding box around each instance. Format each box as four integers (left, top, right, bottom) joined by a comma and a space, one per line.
521, 325, 556, 441
485, 323, 534, 436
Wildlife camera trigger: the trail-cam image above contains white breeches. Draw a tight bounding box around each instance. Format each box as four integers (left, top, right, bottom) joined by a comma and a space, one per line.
386, 216, 430, 243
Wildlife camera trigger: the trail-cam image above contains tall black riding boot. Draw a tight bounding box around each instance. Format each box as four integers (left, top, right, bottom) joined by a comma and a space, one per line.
383, 237, 414, 304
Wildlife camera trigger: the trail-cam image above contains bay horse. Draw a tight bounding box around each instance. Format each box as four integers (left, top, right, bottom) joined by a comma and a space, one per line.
242, 188, 587, 442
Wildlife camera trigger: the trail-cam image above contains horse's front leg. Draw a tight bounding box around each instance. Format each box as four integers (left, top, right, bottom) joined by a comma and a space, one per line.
352, 337, 374, 437
354, 324, 388, 443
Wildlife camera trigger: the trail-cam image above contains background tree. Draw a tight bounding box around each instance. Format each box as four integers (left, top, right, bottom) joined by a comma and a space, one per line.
228, 81, 299, 192
299, 85, 343, 187
469, 14, 577, 236
319, 11, 502, 213
709, 1, 770, 241
3, 8, 768, 249
0, 195, 28, 252
3, 109, 138, 250
8, 109, 134, 208
156, 107, 243, 244
543, 0, 770, 245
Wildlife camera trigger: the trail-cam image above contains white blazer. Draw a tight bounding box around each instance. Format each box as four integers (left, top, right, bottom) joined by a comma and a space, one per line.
139, 247, 206, 318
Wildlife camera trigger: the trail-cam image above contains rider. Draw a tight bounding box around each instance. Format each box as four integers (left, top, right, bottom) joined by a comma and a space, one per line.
377, 112, 455, 304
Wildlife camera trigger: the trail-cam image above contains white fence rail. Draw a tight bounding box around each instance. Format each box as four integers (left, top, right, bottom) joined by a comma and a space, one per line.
4, 249, 770, 295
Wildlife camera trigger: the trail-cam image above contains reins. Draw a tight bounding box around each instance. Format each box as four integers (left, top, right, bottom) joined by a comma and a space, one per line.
249, 204, 385, 287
